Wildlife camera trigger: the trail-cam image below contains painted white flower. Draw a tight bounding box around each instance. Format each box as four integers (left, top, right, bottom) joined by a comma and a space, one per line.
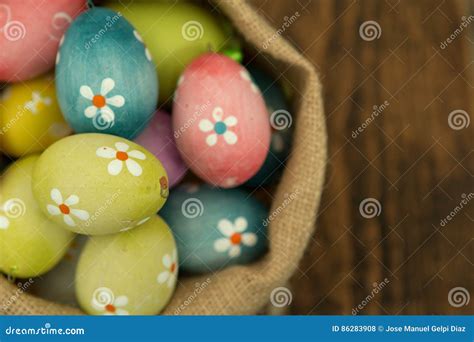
213, 217, 257, 258
80, 78, 125, 123
47, 189, 90, 227
240, 69, 260, 94
56, 35, 65, 65
133, 30, 152, 61
92, 288, 129, 316
199, 107, 238, 146
24, 91, 52, 114
96, 142, 146, 177
157, 250, 178, 288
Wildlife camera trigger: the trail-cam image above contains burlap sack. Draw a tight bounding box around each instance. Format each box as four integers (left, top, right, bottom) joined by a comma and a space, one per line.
0, 0, 326, 315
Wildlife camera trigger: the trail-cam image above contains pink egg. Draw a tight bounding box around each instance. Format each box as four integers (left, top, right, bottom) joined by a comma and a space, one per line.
0, 0, 86, 81
135, 110, 187, 188
172, 53, 270, 188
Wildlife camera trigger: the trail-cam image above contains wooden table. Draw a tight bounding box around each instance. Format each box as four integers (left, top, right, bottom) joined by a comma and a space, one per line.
252, 0, 473, 314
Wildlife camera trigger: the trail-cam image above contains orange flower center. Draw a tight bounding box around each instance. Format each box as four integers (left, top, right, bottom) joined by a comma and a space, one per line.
92, 95, 106, 108
59, 204, 70, 215
105, 304, 116, 313
116, 151, 128, 161
170, 262, 176, 273
230, 233, 242, 245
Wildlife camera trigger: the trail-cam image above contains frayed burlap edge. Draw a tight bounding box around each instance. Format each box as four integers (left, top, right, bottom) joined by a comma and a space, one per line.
0, 0, 326, 315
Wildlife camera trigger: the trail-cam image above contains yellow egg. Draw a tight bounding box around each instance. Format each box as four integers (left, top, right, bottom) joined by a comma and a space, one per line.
0, 75, 72, 158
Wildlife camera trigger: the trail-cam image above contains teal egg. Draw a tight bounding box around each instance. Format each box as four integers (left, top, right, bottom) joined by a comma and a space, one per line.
246, 66, 293, 187
55, 8, 158, 139
160, 183, 268, 274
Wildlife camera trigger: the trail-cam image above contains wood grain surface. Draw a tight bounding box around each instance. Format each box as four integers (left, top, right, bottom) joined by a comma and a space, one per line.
251, 0, 473, 314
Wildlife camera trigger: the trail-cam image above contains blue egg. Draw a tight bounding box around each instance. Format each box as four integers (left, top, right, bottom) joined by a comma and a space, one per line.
161, 183, 268, 274
246, 66, 293, 187
55, 8, 158, 139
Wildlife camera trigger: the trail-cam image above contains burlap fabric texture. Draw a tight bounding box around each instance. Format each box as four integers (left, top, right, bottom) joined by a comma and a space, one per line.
0, 0, 326, 315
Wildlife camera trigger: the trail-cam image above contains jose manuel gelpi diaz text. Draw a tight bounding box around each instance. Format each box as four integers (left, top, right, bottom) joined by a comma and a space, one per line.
386, 325, 466, 333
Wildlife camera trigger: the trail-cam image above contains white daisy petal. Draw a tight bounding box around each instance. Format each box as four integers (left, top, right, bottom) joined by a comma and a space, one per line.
128, 150, 146, 160
157, 271, 169, 284
71, 209, 89, 221
163, 254, 172, 268
100, 106, 115, 122
126, 159, 143, 177
133, 30, 143, 42
108, 159, 123, 176
214, 238, 231, 252
114, 296, 128, 307
212, 107, 223, 121
229, 245, 241, 258
64, 195, 79, 206
106, 95, 125, 108
234, 217, 248, 232
206, 133, 218, 146
115, 309, 129, 316
80, 86, 94, 100
223, 131, 238, 145
96, 146, 116, 159
115, 142, 129, 152
198, 119, 214, 133
0, 216, 10, 229
145, 49, 152, 61
47, 204, 61, 216
241, 233, 257, 247
240, 69, 250, 81
100, 78, 115, 96
51, 188, 63, 205
167, 276, 175, 288
84, 106, 97, 118
217, 220, 234, 237
63, 215, 76, 227
224, 116, 238, 127
251, 83, 260, 94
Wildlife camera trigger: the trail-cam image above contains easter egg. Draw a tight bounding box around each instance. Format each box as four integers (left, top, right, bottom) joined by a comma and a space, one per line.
106, 1, 230, 103
55, 7, 158, 139
135, 110, 187, 188
173, 53, 271, 188
32, 133, 169, 235
76, 215, 177, 315
161, 183, 268, 274
246, 66, 293, 186
0, 155, 74, 278
0, 74, 72, 158
32, 235, 87, 306
0, 0, 86, 81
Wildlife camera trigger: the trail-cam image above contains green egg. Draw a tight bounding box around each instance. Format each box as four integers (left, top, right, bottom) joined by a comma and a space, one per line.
75, 215, 177, 315
0, 155, 74, 278
32, 133, 169, 235
106, 1, 230, 104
